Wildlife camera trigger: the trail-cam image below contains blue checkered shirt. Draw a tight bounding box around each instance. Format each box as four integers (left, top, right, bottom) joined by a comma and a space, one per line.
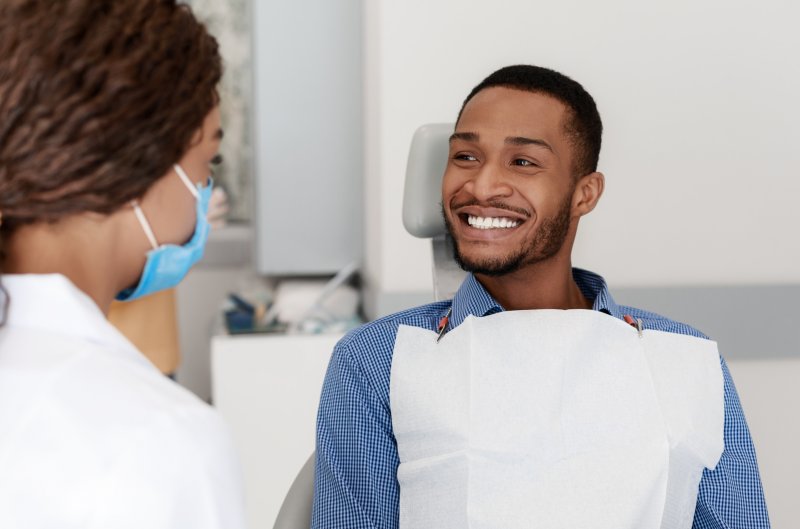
313, 269, 769, 528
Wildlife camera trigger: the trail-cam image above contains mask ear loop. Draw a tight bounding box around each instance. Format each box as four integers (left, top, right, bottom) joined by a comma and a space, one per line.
173, 164, 200, 199
131, 200, 160, 250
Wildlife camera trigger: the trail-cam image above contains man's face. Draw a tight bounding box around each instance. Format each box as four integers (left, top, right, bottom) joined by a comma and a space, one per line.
442, 87, 579, 276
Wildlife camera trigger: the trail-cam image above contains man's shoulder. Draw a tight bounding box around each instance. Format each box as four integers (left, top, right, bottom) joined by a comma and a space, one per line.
324, 301, 451, 399
337, 300, 451, 354
616, 304, 709, 340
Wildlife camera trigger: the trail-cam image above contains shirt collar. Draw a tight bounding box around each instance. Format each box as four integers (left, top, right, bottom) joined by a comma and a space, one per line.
449, 268, 622, 329
450, 274, 503, 329
1, 274, 149, 366
574, 267, 622, 317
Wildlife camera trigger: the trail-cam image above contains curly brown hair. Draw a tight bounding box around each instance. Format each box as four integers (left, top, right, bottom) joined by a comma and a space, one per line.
0, 0, 222, 230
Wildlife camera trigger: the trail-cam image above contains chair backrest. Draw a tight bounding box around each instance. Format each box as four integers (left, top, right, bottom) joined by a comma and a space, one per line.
273, 452, 315, 529
402, 123, 467, 300
402, 123, 451, 238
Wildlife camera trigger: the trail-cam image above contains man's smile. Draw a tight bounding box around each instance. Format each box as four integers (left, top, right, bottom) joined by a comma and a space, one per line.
466, 215, 519, 229
452, 204, 529, 239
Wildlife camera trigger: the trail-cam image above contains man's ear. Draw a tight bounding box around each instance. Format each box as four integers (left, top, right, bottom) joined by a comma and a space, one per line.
571, 172, 604, 218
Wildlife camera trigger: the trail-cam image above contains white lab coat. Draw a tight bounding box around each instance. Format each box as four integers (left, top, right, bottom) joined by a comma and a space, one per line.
0, 274, 247, 529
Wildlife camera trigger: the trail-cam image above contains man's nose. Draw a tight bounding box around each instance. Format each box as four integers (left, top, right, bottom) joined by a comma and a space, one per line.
464, 162, 513, 201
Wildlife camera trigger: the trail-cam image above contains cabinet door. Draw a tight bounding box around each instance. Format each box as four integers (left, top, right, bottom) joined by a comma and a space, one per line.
252, 0, 363, 274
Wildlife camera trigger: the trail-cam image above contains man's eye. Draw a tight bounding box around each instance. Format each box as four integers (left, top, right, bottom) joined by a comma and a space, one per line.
512, 159, 537, 167
453, 154, 477, 162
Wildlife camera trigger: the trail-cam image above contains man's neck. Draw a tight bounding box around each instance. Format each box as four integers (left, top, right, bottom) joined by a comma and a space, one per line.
475, 255, 591, 311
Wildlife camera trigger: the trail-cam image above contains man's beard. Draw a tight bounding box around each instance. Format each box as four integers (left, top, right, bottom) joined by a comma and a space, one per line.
442, 194, 573, 277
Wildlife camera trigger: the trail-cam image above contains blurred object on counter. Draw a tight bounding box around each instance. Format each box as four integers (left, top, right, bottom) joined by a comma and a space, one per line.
222, 263, 362, 335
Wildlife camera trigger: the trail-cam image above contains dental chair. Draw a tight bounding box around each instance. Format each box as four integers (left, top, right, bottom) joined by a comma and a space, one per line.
272, 452, 315, 529
402, 123, 465, 301
272, 123, 456, 529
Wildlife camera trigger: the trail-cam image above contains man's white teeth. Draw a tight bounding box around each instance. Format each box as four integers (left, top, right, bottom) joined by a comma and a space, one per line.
467, 215, 520, 229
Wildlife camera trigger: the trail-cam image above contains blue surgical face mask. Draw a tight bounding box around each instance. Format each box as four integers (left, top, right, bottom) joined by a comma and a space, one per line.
116, 164, 212, 302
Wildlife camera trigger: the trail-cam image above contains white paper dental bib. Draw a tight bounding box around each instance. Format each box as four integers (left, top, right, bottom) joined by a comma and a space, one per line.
390, 310, 724, 529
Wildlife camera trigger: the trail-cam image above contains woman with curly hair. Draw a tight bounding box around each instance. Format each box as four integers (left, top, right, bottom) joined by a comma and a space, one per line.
0, 1, 246, 527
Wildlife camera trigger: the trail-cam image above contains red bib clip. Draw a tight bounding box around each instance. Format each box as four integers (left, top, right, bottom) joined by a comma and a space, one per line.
436, 307, 453, 343
623, 314, 644, 337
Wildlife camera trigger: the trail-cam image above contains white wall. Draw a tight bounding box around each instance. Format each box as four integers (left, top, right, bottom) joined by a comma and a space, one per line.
363, 0, 800, 313
728, 358, 800, 529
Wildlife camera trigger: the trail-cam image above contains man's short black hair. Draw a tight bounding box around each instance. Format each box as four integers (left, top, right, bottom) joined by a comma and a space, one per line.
457, 65, 603, 178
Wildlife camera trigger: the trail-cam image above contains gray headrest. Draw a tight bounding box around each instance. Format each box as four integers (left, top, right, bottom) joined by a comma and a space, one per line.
402, 123, 454, 238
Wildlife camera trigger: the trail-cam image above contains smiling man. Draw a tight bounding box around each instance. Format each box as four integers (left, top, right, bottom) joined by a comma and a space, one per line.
312, 65, 769, 529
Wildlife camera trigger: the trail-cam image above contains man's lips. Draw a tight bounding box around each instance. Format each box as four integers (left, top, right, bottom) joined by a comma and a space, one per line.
455, 205, 529, 222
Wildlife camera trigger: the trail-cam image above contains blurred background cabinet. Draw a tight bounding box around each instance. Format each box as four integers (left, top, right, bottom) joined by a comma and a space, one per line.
252, 0, 363, 275
211, 332, 341, 529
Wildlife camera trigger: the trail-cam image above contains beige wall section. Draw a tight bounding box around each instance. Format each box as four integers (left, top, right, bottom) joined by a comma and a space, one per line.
727, 358, 800, 529
174, 225, 255, 402
174, 266, 248, 401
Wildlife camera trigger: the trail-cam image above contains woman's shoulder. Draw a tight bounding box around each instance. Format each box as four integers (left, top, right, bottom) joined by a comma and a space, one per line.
0, 327, 243, 528
1, 324, 230, 449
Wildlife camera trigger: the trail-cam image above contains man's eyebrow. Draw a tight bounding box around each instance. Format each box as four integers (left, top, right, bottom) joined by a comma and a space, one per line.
505, 136, 553, 152
449, 132, 553, 153
449, 132, 478, 143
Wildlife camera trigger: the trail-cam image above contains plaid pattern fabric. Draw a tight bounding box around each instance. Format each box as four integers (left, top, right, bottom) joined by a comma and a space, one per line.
312, 269, 770, 528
